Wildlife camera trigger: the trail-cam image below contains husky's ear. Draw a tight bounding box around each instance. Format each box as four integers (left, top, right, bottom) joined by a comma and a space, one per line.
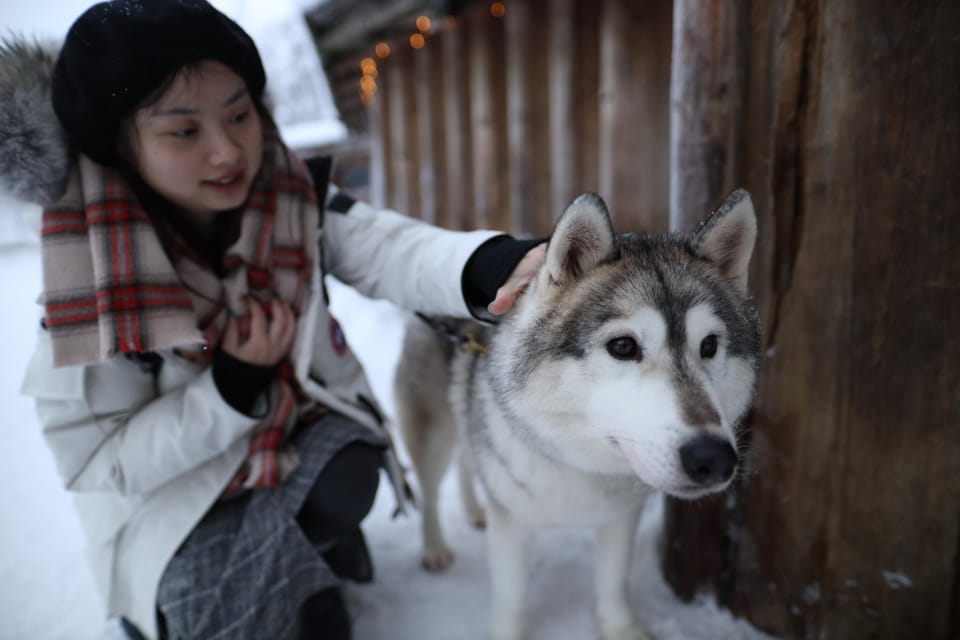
694, 189, 757, 295
544, 193, 618, 286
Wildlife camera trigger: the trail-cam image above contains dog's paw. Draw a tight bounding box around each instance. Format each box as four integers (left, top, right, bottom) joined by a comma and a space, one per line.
421, 546, 455, 572
468, 508, 487, 529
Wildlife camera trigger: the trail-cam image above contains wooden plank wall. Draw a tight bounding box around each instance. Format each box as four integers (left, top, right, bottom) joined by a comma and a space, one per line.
367, 0, 673, 238
666, 1, 960, 639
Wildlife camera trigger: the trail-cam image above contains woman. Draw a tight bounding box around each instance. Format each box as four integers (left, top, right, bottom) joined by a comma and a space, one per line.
2, 2, 545, 638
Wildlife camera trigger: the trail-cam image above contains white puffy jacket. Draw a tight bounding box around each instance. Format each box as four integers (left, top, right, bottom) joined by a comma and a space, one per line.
20, 185, 499, 639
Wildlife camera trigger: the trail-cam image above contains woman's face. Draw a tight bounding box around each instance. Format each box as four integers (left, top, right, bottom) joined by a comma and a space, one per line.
130, 60, 263, 215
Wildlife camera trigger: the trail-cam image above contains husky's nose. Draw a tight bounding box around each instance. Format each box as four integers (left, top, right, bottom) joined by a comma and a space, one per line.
679, 437, 737, 486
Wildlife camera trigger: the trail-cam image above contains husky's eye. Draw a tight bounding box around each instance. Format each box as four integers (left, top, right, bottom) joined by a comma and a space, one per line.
700, 334, 718, 359
606, 337, 641, 361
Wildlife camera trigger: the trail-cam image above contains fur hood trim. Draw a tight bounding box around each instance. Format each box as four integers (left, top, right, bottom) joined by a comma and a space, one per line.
0, 36, 70, 205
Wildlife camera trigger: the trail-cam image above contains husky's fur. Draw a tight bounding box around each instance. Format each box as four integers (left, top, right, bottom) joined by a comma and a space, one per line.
394, 191, 760, 640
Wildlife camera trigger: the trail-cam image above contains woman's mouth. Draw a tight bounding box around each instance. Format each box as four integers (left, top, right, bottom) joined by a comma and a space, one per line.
203, 171, 244, 191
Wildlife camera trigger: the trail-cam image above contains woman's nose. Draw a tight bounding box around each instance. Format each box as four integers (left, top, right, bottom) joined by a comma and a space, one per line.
207, 127, 242, 165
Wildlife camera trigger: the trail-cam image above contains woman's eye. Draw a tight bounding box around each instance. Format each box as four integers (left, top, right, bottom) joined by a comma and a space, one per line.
170, 128, 197, 138
606, 337, 641, 361
230, 110, 249, 124
700, 334, 718, 359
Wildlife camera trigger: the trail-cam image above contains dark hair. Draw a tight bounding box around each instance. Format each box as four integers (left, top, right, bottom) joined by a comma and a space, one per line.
52, 0, 267, 167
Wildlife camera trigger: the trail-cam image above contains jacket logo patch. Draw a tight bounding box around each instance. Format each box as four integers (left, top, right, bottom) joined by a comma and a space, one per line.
329, 317, 348, 357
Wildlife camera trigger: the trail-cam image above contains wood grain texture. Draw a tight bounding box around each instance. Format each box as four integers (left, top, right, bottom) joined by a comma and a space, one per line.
505, 0, 552, 236
385, 42, 420, 216
598, 0, 672, 232
467, 4, 509, 231
441, 16, 474, 231
668, 1, 960, 638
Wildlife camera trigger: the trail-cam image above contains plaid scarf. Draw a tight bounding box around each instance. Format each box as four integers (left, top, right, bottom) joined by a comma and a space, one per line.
41, 137, 319, 491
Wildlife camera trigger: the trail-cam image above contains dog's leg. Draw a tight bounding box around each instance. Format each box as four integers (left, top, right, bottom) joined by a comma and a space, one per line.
397, 401, 458, 572
486, 507, 531, 640
595, 507, 649, 640
457, 449, 486, 528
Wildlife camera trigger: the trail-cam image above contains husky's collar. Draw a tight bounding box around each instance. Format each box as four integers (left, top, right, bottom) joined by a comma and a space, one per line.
414, 313, 490, 355
459, 334, 489, 355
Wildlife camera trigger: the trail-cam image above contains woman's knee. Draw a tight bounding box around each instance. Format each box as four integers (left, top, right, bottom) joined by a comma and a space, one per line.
298, 441, 382, 542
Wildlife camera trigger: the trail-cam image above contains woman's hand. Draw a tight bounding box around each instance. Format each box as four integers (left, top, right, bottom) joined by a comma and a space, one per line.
487, 243, 547, 316
222, 297, 297, 366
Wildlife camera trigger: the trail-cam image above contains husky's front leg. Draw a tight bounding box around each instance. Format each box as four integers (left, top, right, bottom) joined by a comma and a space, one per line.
595, 507, 649, 640
486, 507, 531, 640
458, 448, 486, 528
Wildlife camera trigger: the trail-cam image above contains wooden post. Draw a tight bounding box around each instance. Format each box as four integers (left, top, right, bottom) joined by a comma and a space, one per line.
467, 3, 509, 231
573, 0, 601, 200
414, 29, 445, 225
367, 54, 389, 209
386, 41, 420, 216
505, 0, 551, 236
597, 0, 672, 232
663, 0, 751, 604
441, 15, 473, 231
668, 0, 748, 227
547, 0, 576, 225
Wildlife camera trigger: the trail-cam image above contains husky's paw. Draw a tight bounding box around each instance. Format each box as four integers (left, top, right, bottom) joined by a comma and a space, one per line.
421, 546, 455, 572
467, 507, 486, 529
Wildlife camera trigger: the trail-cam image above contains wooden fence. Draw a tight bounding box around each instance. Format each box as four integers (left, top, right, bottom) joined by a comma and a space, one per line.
365, 0, 673, 236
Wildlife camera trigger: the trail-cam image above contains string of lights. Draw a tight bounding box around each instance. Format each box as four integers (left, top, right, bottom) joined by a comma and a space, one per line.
359, 2, 507, 105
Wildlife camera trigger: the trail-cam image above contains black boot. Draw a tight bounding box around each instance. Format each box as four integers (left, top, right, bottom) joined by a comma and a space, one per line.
297, 441, 381, 582
298, 587, 351, 640
322, 527, 374, 583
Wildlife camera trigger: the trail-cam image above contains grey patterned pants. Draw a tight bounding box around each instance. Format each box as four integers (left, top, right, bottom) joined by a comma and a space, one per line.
155, 412, 383, 640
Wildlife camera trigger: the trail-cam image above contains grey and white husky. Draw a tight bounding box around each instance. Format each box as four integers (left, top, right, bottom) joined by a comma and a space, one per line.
393, 190, 760, 640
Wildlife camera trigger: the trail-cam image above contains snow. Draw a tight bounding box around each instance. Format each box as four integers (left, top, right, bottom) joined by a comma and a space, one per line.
881, 571, 912, 590
0, 245, 777, 640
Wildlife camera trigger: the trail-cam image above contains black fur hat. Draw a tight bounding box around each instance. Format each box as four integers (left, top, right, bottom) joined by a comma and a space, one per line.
51, 0, 266, 166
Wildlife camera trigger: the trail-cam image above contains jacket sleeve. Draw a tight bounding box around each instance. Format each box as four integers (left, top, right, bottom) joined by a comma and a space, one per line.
320, 186, 502, 316
21, 329, 258, 496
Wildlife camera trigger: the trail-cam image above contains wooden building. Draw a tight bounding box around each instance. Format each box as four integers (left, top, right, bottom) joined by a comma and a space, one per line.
306, 1, 960, 639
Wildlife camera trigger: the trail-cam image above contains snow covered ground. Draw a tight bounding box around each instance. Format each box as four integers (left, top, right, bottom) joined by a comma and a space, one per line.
0, 245, 777, 640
